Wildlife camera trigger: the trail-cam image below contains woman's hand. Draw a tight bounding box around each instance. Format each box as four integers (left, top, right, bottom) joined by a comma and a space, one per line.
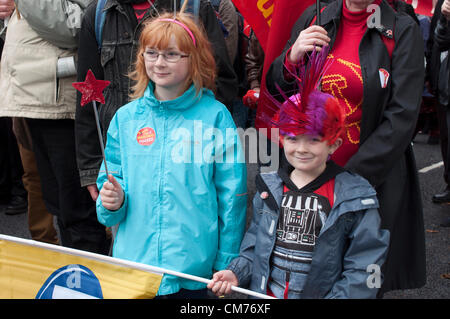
288, 25, 330, 63
442, 0, 450, 20
207, 270, 239, 296
99, 175, 124, 211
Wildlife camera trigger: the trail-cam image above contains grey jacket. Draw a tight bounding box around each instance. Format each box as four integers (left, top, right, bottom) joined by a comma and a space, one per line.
15, 0, 91, 49
0, 1, 88, 120
227, 170, 390, 299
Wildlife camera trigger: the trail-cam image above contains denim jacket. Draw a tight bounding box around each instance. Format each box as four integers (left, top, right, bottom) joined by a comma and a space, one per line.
227, 170, 390, 299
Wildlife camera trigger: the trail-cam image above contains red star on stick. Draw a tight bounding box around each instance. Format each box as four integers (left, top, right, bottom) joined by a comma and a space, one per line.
72, 69, 110, 106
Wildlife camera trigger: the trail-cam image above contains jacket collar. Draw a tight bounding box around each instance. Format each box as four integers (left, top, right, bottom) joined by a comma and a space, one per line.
259, 168, 377, 215
105, 0, 119, 11
318, 0, 342, 26
319, 0, 395, 39
277, 160, 345, 193
373, 0, 396, 39
104, 0, 129, 17
141, 82, 211, 111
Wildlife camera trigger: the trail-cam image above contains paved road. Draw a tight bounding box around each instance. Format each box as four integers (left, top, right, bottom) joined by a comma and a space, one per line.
381, 134, 450, 299
0, 132, 449, 299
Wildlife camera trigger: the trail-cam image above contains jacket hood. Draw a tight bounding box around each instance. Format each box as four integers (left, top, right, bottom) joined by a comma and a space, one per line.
258, 168, 379, 225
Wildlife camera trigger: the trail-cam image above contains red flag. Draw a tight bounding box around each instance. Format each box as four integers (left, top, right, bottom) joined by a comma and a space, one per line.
231, 0, 275, 51
232, 0, 314, 133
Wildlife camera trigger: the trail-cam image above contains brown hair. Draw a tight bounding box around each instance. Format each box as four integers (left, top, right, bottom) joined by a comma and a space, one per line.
129, 12, 216, 100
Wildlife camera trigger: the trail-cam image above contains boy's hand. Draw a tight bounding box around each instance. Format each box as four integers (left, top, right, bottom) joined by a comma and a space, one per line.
99, 175, 124, 211
288, 25, 330, 63
442, 0, 450, 20
207, 270, 239, 296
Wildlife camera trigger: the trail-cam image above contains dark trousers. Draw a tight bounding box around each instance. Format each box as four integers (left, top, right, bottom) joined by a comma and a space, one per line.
25, 118, 109, 254
13, 117, 59, 244
437, 103, 450, 186
0, 117, 26, 203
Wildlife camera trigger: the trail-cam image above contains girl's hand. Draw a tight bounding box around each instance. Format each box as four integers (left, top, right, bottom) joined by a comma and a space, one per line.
288, 25, 330, 63
207, 270, 239, 296
99, 175, 124, 211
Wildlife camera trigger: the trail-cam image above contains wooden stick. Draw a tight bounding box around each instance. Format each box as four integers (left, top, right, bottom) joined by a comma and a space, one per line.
92, 101, 109, 177
180, 0, 188, 14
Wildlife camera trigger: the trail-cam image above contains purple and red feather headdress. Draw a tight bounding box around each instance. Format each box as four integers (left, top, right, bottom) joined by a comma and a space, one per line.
266, 46, 345, 145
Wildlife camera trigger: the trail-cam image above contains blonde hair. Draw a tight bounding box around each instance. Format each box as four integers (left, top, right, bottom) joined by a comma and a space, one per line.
129, 12, 216, 100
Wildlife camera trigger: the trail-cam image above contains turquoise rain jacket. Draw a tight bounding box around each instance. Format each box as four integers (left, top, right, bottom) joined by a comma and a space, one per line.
96, 83, 247, 295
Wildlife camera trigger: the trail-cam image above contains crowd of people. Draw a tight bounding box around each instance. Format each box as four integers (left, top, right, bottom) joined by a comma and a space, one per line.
0, 0, 449, 299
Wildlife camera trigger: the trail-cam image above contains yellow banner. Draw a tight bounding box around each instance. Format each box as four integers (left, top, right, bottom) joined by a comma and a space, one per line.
0, 235, 162, 299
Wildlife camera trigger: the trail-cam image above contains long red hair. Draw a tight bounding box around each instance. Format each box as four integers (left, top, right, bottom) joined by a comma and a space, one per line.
129, 11, 216, 100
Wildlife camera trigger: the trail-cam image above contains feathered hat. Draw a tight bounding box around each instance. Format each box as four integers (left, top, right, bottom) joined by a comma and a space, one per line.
267, 46, 345, 146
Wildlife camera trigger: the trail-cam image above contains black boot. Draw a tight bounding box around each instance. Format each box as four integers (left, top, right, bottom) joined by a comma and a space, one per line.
432, 187, 450, 204
440, 217, 450, 227
4, 196, 27, 215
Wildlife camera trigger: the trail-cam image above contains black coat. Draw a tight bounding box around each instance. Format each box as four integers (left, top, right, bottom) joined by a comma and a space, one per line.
266, 0, 426, 292
426, 0, 446, 97
75, 0, 237, 187
433, 2, 450, 105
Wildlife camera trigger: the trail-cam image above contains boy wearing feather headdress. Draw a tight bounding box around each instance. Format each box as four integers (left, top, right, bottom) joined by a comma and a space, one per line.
208, 48, 390, 299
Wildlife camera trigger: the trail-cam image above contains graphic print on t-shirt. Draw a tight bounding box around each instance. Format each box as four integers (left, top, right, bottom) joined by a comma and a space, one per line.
276, 191, 332, 252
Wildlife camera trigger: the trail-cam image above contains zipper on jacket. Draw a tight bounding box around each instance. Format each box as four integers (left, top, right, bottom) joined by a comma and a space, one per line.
157, 102, 165, 265
284, 270, 291, 299
269, 276, 304, 294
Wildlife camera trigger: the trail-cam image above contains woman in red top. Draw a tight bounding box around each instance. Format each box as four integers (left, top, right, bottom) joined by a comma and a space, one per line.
266, 0, 426, 295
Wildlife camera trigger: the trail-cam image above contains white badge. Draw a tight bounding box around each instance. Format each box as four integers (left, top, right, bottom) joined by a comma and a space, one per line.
379, 68, 390, 89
